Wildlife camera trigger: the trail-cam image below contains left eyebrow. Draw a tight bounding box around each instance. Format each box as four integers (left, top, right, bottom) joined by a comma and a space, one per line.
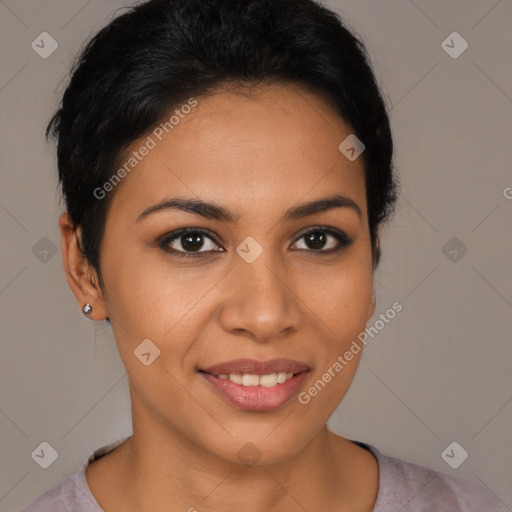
282, 195, 362, 222
136, 194, 362, 223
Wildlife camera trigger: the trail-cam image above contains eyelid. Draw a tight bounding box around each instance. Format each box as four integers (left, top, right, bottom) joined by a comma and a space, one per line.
294, 225, 349, 241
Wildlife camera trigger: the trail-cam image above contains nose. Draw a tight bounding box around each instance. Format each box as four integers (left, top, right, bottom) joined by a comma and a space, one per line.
219, 253, 302, 343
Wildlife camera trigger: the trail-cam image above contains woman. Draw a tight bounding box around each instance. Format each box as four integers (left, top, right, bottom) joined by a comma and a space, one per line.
19, 0, 506, 510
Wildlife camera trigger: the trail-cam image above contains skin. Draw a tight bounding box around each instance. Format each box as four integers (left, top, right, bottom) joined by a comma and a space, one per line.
60, 82, 379, 512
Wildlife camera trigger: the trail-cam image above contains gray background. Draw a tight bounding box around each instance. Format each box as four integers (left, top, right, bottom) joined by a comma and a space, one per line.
1, 0, 511, 510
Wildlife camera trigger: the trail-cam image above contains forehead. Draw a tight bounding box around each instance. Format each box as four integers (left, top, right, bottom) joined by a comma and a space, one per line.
107, 82, 367, 223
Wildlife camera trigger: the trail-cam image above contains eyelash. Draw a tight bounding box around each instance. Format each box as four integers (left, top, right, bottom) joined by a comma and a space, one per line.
157, 226, 353, 259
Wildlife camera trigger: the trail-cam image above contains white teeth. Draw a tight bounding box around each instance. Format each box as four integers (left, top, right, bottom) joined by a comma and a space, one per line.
260, 373, 278, 387
228, 373, 243, 384
221, 372, 295, 387
242, 374, 259, 386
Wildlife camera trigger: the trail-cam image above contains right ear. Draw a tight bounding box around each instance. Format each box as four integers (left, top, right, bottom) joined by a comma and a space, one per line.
59, 212, 108, 320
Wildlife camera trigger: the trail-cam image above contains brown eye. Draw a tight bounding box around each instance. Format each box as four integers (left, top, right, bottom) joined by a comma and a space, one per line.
159, 228, 223, 258
175, 233, 208, 252
291, 227, 352, 253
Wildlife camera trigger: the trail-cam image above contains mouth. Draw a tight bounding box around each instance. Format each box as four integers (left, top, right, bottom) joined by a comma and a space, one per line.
198, 358, 310, 412
199, 369, 305, 385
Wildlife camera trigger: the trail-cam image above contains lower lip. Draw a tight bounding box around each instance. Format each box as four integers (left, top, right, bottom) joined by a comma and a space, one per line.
199, 371, 309, 412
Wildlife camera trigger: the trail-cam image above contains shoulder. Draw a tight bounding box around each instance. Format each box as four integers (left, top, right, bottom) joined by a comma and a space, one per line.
16, 437, 130, 512
353, 441, 507, 512
16, 477, 73, 512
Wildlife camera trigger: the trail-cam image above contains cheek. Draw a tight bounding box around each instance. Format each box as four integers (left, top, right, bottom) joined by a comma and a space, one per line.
99, 243, 220, 373
101, 239, 196, 329
297, 255, 373, 335
297, 274, 372, 414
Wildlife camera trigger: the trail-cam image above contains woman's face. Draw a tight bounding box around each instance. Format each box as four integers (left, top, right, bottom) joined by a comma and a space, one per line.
92, 83, 375, 464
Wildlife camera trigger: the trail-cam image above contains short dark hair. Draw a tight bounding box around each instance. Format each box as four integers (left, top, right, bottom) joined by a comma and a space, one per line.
47, 0, 399, 288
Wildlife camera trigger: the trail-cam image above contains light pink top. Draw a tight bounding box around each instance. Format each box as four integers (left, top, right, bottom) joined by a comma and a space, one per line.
17, 437, 507, 511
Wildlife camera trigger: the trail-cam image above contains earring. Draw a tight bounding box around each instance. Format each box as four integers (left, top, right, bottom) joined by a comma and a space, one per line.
82, 303, 93, 315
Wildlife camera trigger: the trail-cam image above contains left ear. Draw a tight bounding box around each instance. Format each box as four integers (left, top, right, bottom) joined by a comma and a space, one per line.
372, 236, 381, 271
366, 293, 376, 321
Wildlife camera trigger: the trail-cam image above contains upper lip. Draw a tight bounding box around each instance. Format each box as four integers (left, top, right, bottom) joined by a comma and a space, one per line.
200, 358, 310, 376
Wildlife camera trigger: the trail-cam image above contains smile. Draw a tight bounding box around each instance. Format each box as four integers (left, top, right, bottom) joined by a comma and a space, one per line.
215, 371, 295, 387
198, 359, 310, 412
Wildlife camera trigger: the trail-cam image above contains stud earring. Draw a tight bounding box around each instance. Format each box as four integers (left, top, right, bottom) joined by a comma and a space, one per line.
82, 303, 93, 315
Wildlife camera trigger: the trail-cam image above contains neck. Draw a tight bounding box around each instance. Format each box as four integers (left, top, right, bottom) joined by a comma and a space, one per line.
87, 397, 378, 512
